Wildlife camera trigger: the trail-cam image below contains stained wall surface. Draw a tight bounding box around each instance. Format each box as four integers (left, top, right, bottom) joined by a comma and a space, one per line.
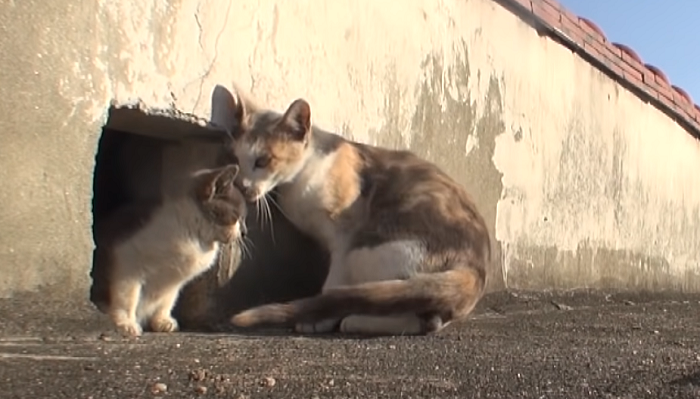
1, 0, 698, 301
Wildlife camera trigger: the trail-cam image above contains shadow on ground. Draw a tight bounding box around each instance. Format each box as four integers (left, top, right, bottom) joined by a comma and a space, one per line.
671, 371, 700, 387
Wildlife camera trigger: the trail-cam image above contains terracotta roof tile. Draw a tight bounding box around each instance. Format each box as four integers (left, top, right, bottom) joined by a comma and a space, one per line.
499, 0, 700, 138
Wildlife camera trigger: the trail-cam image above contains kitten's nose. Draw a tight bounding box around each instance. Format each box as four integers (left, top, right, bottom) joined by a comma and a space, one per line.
240, 222, 248, 238
241, 187, 257, 201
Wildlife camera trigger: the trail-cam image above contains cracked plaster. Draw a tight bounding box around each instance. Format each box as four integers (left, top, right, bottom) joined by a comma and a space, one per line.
1, 0, 699, 300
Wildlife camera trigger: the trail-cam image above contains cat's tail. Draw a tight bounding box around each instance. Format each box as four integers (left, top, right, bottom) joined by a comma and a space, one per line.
230, 266, 485, 332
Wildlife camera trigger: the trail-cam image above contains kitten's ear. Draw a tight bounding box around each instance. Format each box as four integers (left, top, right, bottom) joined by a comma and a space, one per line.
216, 164, 240, 188
199, 164, 240, 201
279, 98, 312, 141
211, 84, 249, 140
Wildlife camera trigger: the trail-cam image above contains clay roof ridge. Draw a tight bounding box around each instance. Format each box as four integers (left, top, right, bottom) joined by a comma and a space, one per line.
501, 0, 700, 138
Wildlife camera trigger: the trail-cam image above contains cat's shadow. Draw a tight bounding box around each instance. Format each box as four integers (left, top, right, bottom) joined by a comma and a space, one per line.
670, 371, 700, 387
187, 324, 422, 341
210, 198, 330, 319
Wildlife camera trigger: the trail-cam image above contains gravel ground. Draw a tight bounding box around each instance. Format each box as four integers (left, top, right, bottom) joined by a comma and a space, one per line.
1, 290, 699, 399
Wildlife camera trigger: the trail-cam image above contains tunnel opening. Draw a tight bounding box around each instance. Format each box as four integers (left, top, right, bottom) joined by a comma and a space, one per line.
89, 105, 236, 330
90, 104, 329, 332
89, 125, 166, 310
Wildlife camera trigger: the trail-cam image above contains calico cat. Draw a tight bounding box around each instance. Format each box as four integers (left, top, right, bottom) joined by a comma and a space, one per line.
96, 164, 247, 337
223, 90, 490, 336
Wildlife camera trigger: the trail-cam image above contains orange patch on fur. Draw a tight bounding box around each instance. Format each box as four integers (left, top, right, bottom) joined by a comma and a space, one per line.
266, 138, 304, 170
323, 142, 362, 219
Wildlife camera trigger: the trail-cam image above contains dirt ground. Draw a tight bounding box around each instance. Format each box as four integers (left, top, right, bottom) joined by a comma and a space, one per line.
1, 290, 699, 399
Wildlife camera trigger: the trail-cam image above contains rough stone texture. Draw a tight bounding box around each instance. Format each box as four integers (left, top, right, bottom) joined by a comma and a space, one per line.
1, 0, 699, 308
1, 291, 700, 399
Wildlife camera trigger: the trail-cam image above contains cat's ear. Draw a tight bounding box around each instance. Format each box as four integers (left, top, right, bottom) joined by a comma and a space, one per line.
199, 164, 240, 201
216, 164, 240, 189
279, 98, 311, 141
211, 84, 251, 140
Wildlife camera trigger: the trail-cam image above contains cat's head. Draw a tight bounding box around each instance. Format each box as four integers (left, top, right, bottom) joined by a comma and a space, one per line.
191, 164, 248, 244
225, 96, 313, 202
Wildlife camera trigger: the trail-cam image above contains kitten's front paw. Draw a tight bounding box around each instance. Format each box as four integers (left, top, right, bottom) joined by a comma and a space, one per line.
295, 318, 340, 334
151, 316, 179, 333
116, 321, 143, 337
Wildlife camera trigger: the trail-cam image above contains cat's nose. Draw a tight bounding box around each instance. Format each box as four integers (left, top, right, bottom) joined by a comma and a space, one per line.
240, 222, 248, 238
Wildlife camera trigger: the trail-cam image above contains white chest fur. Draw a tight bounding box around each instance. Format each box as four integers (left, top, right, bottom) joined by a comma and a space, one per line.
277, 152, 339, 249
116, 201, 221, 282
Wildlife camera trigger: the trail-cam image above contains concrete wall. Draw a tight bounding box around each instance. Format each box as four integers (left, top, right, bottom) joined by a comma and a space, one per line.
1, 0, 699, 304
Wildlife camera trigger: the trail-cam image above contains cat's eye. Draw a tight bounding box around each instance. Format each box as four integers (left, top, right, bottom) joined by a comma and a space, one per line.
254, 156, 271, 169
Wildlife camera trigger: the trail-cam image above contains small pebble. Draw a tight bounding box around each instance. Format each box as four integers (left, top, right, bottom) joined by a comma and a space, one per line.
195, 385, 207, 395
261, 376, 276, 387
152, 382, 167, 394
551, 301, 573, 311
189, 369, 207, 381
98, 333, 113, 342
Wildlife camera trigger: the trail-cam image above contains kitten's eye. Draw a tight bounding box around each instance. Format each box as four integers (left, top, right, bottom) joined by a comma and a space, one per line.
254, 156, 271, 169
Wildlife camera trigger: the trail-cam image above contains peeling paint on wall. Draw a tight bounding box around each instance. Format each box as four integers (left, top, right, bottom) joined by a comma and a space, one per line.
492, 19, 700, 290
3, 0, 700, 300
372, 42, 506, 289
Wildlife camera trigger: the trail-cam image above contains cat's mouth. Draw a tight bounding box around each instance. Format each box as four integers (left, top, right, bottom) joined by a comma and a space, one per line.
241, 189, 261, 203
238, 220, 248, 238
218, 221, 246, 244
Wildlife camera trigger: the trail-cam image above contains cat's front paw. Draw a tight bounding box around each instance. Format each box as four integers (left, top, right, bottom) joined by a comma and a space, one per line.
295, 318, 340, 334
151, 316, 179, 333
116, 321, 143, 337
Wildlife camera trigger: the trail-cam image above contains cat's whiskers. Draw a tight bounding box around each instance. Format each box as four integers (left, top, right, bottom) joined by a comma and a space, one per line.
243, 235, 255, 250
257, 196, 270, 233
257, 198, 265, 225
255, 199, 262, 227
262, 194, 276, 245
236, 236, 251, 259
266, 194, 293, 222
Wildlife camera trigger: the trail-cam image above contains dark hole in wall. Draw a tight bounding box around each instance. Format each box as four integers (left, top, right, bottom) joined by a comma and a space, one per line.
89, 107, 329, 330
89, 125, 167, 311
